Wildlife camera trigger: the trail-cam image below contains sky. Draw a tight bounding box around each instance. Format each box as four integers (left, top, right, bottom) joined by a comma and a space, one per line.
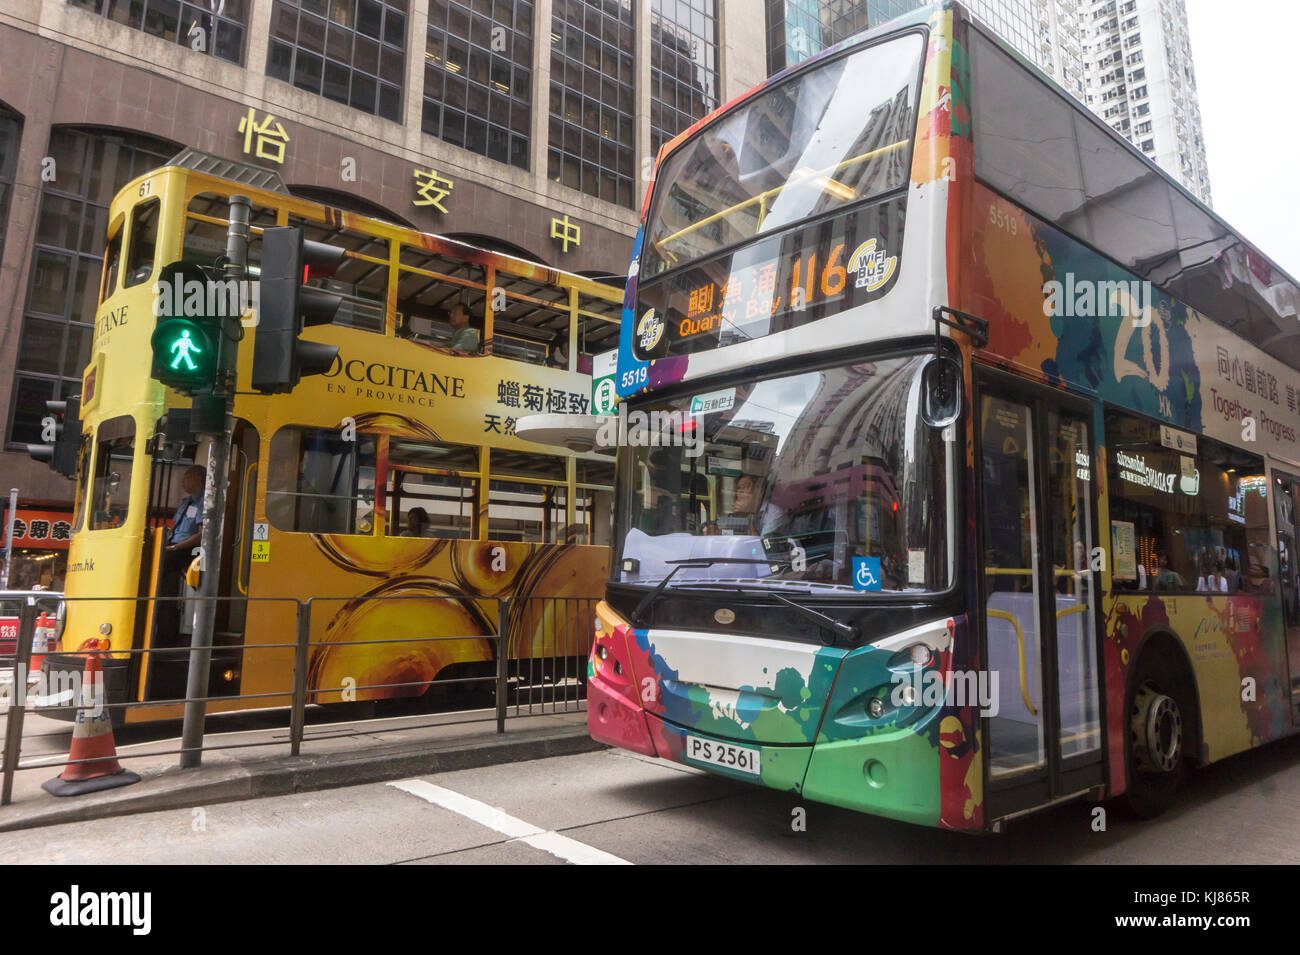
1185, 0, 1300, 277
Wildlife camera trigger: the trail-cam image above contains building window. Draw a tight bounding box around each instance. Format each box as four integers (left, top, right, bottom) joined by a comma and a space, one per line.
67, 0, 248, 64
650, 0, 719, 159
8, 127, 177, 450
266, 0, 407, 122
423, 0, 533, 170
0, 107, 19, 271
547, 0, 636, 207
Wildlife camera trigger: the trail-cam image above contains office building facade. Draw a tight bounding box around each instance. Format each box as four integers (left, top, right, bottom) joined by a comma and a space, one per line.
0, 0, 766, 539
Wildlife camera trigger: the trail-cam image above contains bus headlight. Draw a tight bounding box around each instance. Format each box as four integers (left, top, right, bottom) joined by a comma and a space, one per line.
867, 697, 885, 719
909, 644, 932, 666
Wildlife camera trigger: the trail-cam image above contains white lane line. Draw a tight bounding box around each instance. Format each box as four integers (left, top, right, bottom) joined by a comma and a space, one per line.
388, 778, 632, 865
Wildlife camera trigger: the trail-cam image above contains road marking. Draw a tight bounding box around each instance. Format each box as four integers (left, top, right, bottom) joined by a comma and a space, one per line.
388, 778, 631, 865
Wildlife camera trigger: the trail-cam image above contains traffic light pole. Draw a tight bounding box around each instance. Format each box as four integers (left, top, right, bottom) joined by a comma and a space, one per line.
179, 195, 249, 769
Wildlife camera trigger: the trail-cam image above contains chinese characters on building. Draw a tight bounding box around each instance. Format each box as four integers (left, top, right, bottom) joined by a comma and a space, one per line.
237, 108, 290, 164
413, 168, 454, 212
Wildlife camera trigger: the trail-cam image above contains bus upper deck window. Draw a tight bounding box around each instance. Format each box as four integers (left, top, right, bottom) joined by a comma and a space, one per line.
124, 198, 160, 288
101, 222, 123, 304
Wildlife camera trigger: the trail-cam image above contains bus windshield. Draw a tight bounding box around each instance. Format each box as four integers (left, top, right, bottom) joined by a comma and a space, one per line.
641, 32, 923, 279
616, 353, 952, 595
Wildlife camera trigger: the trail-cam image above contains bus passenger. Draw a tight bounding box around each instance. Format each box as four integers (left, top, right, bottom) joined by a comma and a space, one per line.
1224, 557, 1242, 593
1154, 553, 1184, 591
1197, 558, 1227, 593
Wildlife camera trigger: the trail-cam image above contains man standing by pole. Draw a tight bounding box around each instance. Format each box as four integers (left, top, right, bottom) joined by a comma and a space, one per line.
156, 466, 205, 645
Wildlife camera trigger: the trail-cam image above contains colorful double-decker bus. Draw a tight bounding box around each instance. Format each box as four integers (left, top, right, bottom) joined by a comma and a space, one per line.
42, 157, 622, 722
585, 0, 1300, 830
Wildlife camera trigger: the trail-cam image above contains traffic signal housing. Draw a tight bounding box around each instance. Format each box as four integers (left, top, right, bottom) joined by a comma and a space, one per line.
150, 262, 221, 394
26, 396, 82, 478
252, 226, 346, 394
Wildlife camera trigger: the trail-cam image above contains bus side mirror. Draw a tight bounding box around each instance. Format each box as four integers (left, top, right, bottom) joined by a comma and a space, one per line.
921, 356, 963, 428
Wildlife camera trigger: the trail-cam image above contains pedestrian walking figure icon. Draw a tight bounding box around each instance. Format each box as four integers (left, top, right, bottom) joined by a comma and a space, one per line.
852, 556, 882, 591
170, 329, 202, 371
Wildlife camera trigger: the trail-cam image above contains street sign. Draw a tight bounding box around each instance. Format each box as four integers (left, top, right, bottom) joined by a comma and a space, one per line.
592, 349, 618, 416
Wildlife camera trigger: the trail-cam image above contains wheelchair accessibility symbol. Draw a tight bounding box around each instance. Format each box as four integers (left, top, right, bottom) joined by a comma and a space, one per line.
852, 557, 882, 591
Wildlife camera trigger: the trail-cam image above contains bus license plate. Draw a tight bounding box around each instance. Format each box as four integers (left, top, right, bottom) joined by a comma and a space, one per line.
684, 735, 760, 775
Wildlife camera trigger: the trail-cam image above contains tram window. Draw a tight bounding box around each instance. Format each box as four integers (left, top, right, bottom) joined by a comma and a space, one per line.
488, 479, 566, 543
123, 199, 160, 288
491, 272, 570, 367
292, 217, 390, 333
101, 219, 123, 305
182, 217, 262, 273
576, 293, 621, 368
1104, 410, 1270, 594
184, 194, 275, 271
385, 438, 480, 539
399, 297, 483, 353
71, 433, 92, 533
387, 471, 478, 539
267, 426, 377, 534
574, 458, 615, 545
88, 416, 135, 531
486, 449, 568, 542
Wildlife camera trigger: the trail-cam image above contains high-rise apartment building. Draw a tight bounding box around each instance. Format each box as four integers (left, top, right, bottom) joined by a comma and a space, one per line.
1081, 0, 1212, 204
763, 0, 1208, 203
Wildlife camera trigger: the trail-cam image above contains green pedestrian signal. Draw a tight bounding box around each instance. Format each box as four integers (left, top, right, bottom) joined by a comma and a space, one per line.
152, 317, 216, 390
150, 262, 221, 394
170, 328, 202, 370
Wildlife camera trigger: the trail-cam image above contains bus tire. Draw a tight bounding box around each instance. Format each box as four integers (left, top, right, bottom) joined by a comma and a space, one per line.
1123, 644, 1191, 819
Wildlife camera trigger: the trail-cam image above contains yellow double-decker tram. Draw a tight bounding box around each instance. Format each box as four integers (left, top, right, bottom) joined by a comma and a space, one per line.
47, 156, 623, 723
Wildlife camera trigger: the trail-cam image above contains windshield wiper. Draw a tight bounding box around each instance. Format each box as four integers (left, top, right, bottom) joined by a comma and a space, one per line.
630, 557, 778, 625
769, 594, 859, 646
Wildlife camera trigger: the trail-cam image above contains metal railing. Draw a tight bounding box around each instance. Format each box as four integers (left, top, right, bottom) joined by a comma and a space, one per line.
0, 590, 596, 805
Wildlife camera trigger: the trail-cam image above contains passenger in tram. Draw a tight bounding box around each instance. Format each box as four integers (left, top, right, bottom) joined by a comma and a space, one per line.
401, 507, 430, 538
447, 301, 480, 354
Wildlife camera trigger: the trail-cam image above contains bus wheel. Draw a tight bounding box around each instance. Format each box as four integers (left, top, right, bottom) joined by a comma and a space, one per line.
1124, 649, 1188, 818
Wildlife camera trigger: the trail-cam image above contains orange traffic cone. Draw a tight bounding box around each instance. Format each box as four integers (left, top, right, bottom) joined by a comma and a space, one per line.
41, 641, 140, 796
29, 612, 52, 677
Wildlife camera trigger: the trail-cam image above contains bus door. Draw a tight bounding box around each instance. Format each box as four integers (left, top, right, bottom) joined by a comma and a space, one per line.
1271, 471, 1300, 717
142, 417, 259, 701
975, 375, 1105, 819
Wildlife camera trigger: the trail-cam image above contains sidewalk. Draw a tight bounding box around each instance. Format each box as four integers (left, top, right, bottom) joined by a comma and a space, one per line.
0, 707, 602, 833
